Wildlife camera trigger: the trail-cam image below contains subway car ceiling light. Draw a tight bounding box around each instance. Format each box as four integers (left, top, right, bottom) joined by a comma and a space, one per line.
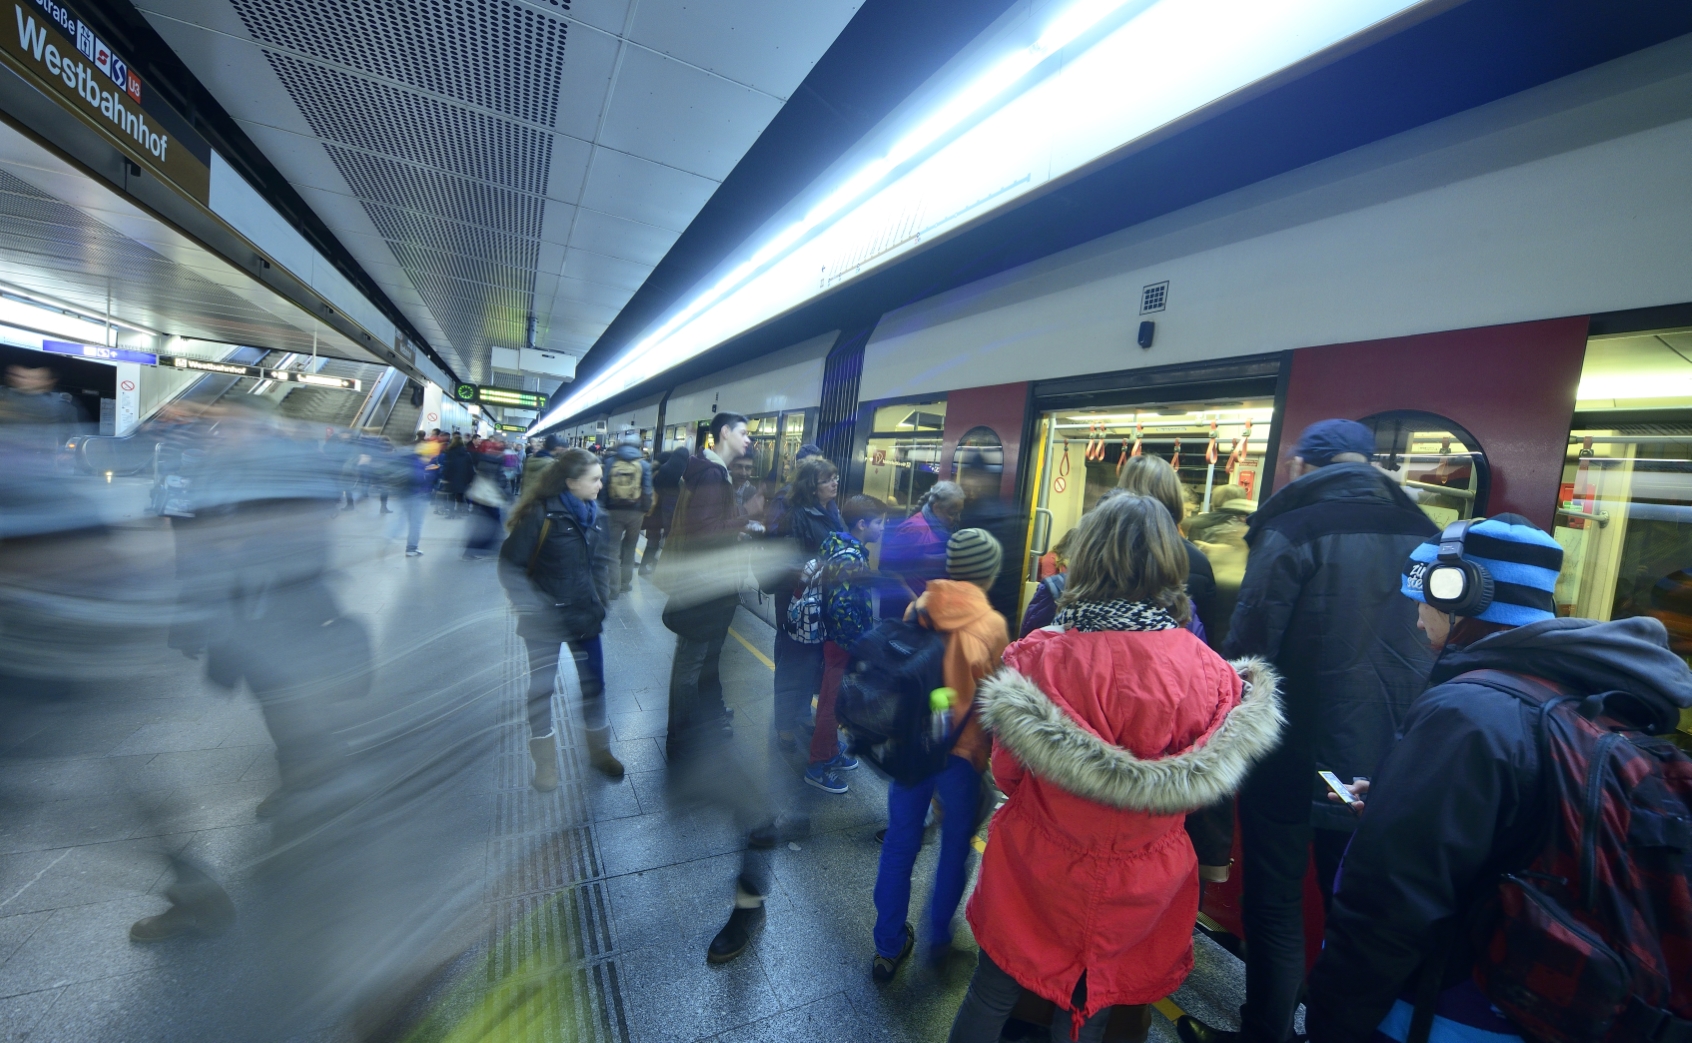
535, 0, 1427, 432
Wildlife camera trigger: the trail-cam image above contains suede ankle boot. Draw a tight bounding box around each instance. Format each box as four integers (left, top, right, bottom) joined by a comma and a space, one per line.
584, 726, 624, 780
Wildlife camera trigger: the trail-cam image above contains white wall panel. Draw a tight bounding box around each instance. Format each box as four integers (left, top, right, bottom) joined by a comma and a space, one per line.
606, 394, 663, 433
862, 39, 1692, 401
664, 330, 837, 424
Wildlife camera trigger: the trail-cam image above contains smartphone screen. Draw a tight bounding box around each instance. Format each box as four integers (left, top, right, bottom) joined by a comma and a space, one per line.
1317, 770, 1357, 807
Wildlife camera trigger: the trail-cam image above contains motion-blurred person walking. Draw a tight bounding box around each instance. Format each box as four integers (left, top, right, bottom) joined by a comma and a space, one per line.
657, 412, 776, 964
499, 448, 625, 784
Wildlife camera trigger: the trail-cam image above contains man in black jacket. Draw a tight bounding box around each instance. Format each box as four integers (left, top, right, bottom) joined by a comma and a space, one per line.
1182, 419, 1438, 1043
1305, 517, 1692, 1043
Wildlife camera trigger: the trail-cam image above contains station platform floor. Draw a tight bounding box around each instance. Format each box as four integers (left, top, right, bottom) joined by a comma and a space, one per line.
0, 496, 1259, 1043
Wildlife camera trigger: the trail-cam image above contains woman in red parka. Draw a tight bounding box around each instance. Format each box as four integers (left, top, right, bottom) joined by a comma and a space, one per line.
949, 493, 1284, 1042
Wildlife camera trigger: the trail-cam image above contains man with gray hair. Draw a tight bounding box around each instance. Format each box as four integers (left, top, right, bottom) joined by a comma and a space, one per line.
881, 480, 966, 620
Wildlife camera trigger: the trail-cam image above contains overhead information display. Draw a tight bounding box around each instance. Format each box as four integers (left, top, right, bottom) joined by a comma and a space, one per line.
453, 383, 547, 411
4, 0, 212, 202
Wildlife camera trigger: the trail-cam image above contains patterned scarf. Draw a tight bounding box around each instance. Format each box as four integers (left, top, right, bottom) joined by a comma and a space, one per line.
1052, 598, 1180, 633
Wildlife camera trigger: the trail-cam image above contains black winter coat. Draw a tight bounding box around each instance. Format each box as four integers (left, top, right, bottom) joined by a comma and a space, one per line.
1305, 616, 1692, 1043
498, 496, 613, 642
1184, 540, 1219, 647
1220, 462, 1438, 831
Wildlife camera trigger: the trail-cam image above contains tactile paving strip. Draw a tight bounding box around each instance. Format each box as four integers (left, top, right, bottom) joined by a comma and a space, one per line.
480, 624, 628, 1042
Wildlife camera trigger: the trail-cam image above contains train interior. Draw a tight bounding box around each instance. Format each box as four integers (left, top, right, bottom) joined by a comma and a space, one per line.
1557, 328, 1692, 663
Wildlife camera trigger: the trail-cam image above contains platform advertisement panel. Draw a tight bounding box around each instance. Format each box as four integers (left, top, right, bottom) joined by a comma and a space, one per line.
3, 0, 211, 202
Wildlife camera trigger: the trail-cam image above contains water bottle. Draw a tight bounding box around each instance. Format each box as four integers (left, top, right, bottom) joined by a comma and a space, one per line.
929, 687, 956, 745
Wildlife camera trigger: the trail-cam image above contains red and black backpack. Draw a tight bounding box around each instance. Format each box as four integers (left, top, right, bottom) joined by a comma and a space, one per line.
1458, 669, 1692, 1043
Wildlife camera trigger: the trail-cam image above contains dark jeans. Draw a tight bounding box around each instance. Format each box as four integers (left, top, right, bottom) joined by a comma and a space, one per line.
1239, 751, 1352, 1043
664, 593, 770, 900
522, 633, 606, 736
664, 594, 738, 758
771, 592, 822, 736
874, 754, 978, 956
948, 950, 1114, 1043
606, 508, 645, 589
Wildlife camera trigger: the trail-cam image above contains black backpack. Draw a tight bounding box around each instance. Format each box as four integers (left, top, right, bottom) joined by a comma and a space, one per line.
835, 617, 958, 785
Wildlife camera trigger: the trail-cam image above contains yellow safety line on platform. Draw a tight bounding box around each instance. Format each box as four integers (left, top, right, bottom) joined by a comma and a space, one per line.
1153, 998, 1187, 1023
728, 627, 776, 671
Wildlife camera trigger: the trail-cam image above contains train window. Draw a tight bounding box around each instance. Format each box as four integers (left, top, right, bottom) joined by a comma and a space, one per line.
1359, 411, 1490, 526
775, 409, 814, 483
863, 399, 947, 515
746, 413, 780, 479
1554, 332, 1692, 689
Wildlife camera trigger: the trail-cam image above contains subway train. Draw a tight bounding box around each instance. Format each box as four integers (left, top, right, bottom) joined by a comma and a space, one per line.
545, 36, 1692, 955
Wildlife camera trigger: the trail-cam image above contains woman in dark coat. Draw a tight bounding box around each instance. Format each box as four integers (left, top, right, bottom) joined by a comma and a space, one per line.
499, 448, 624, 787
439, 434, 473, 514
770, 457, 845, 743
639, 448, 689, 576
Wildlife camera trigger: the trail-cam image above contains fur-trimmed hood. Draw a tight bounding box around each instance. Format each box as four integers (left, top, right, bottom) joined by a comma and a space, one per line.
978, 655, 1283, 815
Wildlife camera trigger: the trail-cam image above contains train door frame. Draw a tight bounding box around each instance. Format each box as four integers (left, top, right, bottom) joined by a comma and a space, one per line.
1021, 353, 1290, 597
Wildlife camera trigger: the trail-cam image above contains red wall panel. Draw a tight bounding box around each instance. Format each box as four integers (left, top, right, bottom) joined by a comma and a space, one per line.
1276, 317, 1589, 527
941, 381, 1030, 500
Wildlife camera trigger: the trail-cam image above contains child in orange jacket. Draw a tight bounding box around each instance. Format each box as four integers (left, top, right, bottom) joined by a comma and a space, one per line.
871, 528, 1010, 982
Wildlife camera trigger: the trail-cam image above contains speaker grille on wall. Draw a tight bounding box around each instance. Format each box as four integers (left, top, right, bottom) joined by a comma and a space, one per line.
1140, 281, 1169, 314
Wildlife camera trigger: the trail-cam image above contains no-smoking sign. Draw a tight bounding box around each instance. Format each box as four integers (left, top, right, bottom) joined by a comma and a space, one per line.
120, 380, 135, 392
426, 412, 439, 423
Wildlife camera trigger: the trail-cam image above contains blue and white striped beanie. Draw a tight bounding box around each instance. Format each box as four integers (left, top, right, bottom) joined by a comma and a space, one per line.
1401, 513, 1563, 625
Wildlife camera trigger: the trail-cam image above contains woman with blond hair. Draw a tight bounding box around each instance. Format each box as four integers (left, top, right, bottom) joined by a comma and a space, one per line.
1117, 454, 1222, 645
499, 448, 624, 788
950, 493, 1283, 1042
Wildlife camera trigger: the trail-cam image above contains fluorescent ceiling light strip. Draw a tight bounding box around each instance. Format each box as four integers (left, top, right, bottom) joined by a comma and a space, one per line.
537, 0, 1423, 431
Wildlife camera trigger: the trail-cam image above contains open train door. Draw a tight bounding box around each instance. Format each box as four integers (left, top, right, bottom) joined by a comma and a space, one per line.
1196, 315, 1588, 965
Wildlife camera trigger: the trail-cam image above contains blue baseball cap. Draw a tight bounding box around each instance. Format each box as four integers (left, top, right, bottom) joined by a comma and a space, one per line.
1293, 419, 1376, 466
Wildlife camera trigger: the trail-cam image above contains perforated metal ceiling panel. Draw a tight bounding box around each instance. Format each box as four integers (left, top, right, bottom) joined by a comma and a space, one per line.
138, 0, 864, 382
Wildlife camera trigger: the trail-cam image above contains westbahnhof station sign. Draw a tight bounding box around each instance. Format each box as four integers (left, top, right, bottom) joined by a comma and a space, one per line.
4, 0, 211, 202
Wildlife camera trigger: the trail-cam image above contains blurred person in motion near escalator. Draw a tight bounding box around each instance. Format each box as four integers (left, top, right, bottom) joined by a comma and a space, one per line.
657, 411, 785, 965
0, 361, 85, 456
499, 447, 624, 785
1180, 419, 1438, 1043
601, 430, 653, 598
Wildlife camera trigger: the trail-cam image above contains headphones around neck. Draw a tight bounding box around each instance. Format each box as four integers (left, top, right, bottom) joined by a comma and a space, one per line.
1422, 519, 1494, 617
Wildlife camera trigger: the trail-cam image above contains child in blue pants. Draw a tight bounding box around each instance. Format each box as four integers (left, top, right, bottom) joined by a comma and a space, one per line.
871, 529, 1009, 980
